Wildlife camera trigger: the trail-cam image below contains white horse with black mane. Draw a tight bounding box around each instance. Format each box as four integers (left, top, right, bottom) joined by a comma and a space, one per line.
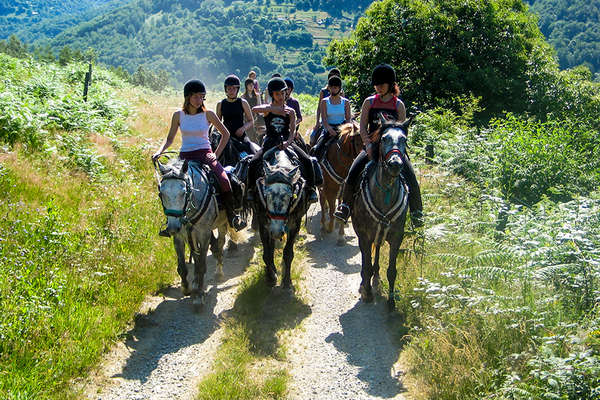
155, 157, 242, 308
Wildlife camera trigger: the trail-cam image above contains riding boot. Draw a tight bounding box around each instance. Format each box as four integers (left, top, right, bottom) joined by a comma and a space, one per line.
312, 133, 327, 161
159, 221, 170, 237
333, 181, 355, 223
404, 157, 424, 229
222, 191, 247, 231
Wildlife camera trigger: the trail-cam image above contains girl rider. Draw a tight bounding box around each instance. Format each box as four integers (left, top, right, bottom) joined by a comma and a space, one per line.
153, 79, 246, 235
216, 74, 257, 160
249, 77, 318, 203
241, 77, 265, 144
311, 68, 343, 147
333, 64, 423, 227
311, 75, 351, 161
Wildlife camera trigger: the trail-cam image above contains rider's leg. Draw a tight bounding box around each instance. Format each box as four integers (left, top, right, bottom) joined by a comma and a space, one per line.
205, 151, 247, 231
403, 156, 424, 228
312, 129, 330, 161
291, 143, 318, 203
334, 149, 369, 223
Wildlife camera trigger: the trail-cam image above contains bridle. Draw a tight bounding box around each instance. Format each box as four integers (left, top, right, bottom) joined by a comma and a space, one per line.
256, 176, 305, 222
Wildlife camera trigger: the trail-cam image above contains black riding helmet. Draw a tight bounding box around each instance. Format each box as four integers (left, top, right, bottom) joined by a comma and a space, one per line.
283, 77, 294, 90
328, 75, 342, 88
224, 74, 241, 92
371, 64, 396, 86
267, 77, 287, 96
183, 79, 206, 97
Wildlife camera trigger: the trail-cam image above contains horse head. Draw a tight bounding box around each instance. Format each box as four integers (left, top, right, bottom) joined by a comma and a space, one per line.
158, 159, 192, 235
258, 148, 304, 240
377, 114, 412, 178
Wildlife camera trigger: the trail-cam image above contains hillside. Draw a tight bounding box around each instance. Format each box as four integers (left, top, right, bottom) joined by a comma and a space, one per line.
526, 0, 600, 77
0, 0, 120, 40
27, 0, 372, 94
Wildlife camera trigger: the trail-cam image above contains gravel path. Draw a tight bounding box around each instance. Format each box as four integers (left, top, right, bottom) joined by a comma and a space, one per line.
286, 207, 407, 400
82, 239, 256, 400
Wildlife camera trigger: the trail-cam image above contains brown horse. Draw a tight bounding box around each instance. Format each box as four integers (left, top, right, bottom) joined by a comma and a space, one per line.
318, 122, 362, 245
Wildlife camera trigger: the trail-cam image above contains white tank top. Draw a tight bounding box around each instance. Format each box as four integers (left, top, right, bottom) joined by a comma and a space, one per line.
326, 97, 346, 125
179, 110, 211, 152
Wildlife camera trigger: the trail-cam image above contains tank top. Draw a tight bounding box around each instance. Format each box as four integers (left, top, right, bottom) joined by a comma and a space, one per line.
367, 94, 400, 134
263, 112, 290, 151
179, 110, 211, 152
325, 97, 346, 125
220, 98, 245, 138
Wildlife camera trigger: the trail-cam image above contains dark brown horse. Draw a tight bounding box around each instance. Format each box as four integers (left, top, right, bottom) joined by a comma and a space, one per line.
318, 122, 362, 245
351, 118, 412, 311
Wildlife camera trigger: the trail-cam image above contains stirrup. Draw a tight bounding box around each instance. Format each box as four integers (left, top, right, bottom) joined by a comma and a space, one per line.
410, 210, 424, 229
159, 228, 170, 238
334, 203, 351, 223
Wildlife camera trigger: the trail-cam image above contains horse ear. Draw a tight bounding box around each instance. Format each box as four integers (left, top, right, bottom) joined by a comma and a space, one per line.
158, 162, 168, 176
181, 159, 189, 175
401, 114, 414, 131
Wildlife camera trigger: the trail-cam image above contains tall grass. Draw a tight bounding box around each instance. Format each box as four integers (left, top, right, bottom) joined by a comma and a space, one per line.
0, 53, 178, 399
386, 104, 600, 399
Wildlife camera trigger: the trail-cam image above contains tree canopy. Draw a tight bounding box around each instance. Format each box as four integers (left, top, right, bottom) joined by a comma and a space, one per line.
325, 0, 556, 118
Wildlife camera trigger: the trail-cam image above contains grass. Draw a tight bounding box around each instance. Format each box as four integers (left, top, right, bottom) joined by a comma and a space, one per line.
196, 241, 311, 400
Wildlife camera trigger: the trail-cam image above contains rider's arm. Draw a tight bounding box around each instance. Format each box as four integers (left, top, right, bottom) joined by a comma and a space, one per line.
216, 100, 222, 120
396, 99, 406, 123
359, 98, 371, 146
314, 89, 324, 129
252, 104, 272, 115
285, 106, 296, 147
153, 111, 179, 159
206, 110, 230, 159
344, 98, 352, 123
239, 99, 255, 136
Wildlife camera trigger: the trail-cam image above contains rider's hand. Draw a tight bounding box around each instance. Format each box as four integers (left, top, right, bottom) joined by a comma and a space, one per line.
152, 151, 161, 161
235, 127, 244, 137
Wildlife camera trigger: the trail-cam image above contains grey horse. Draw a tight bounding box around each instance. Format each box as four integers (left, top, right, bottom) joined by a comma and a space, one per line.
157, 159, 241, 308
253, 147, 309, 290
351, 117, 412, 311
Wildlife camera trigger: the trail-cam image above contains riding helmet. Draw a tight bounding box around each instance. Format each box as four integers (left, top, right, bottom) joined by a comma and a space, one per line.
371, 64, 396, 86
283, 77, 294, 90
267, 77, 287, 96
328, 75, 342, 88
224, 74, 241, 91
183, 79, 206, 97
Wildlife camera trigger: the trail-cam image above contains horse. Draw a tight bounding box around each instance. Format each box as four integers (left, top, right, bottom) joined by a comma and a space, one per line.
351, 116, 413, 311
155, 157, 242, 308
252, 147, 309, 289
317, 121, 362, 245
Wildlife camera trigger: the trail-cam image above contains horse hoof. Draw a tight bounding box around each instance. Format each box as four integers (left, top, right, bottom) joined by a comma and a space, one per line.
215, 271, 225, 282
387, 298, 396, 312
336, 238, 345, 246
227, 241, 238, 253
373, 277, 381, 292
359, 285, 374, 303
266, 275, 277, 288
181, 281, 191, 296
282, 283, 295, 294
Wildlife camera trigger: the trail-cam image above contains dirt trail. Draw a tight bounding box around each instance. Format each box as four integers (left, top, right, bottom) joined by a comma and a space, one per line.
286, 207, 407, 400
81, 240, 256, 400
82, 206, 408, 400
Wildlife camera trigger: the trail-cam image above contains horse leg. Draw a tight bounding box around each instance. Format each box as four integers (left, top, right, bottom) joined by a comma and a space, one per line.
259, 224, 277, 287
214, 223, 226, 282
358, 236, 374, 303
174, 236, 190, 296
282, 224, 300, 291
387, 240, 401, 312
190, 230, 210, 309
372, 245, 381, 293
326, 188, 336, 233
319, 187, 328, 234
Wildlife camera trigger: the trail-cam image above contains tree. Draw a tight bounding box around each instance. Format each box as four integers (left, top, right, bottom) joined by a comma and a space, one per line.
325, 0, 556, 119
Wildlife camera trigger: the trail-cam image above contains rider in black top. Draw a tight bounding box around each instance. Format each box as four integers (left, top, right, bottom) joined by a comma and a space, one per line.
334, 64, 423, 228
216, 75, 256, 163
249, 77, 318, 203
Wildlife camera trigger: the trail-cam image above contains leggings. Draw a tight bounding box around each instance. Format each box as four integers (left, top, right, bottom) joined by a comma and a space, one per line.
179, 148, 231, 192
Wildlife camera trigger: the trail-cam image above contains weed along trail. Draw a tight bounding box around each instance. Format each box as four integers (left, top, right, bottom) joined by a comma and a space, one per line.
82, 239, 255, 400
286, 207, 407, 400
